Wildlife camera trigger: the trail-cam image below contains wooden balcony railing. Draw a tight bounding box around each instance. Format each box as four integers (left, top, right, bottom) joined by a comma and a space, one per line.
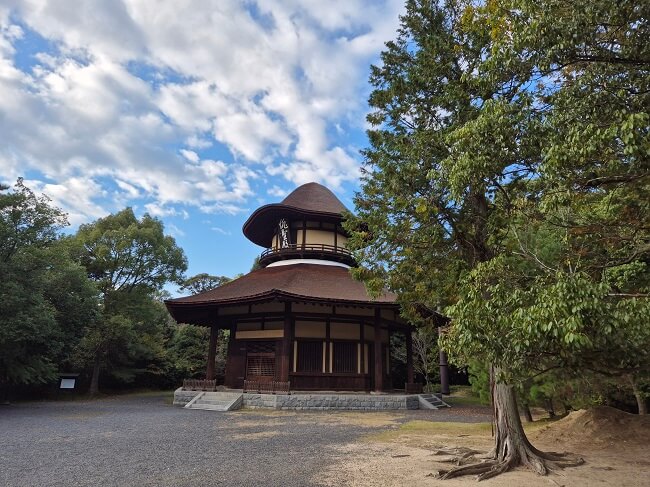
259, 243, 356, 266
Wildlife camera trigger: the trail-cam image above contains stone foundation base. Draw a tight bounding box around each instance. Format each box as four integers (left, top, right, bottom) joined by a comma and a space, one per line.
244, 393, 420, 410
173, 388, 420, 410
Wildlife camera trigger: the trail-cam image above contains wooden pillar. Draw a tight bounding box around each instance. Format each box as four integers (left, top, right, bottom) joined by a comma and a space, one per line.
438, 326, 450, 395
406, 329, 414, 384
359, 321, 366, 376
280, 302, 292, 382
224, 322, 236, 387
325, 318, 331, 373
206, 324, 218, 380
373, 308, 383, 392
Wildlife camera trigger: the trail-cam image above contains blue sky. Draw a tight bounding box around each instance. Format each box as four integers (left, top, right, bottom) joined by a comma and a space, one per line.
0, 1, 404, 291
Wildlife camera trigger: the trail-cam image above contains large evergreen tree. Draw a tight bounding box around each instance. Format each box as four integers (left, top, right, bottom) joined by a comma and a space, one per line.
347, 0, 648, 479
72, 208, 187, 394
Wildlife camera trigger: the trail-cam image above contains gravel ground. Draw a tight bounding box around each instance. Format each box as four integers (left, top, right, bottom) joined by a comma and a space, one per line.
0, 393, 490, 487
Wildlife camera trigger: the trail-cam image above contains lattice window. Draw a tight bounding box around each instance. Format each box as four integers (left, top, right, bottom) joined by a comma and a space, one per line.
247, 341, 275, 354
333, 341, 357, 373
297, 341, 323, 373
246, 356, 275, 377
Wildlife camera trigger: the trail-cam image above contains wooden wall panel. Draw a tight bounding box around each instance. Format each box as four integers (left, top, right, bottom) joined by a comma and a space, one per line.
225, 332, 246, 388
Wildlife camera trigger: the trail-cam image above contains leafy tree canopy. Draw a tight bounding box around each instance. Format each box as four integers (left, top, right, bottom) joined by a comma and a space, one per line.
180, 273, 231, 295
346, 0, 648, 479
74, 207, 187, 295
0, 180, 98, 392
71, 207, 188, 393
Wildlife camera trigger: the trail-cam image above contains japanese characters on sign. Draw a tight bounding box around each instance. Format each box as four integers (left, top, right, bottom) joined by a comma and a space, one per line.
278, 218, 291, 248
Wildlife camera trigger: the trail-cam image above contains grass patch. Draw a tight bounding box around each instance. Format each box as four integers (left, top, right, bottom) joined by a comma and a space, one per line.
399, 420, 492, 434
446, 385, 490, 406
449, 385, 474, 396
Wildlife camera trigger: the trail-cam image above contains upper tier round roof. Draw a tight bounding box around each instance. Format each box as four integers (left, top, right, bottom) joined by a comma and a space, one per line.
243, 182, 349, 248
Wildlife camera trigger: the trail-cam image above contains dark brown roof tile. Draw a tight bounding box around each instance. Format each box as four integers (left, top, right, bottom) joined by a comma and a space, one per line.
166, 263, 396, 306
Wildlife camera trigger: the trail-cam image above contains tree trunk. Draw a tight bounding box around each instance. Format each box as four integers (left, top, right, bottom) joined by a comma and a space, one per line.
544, 398, 556, 419
89, 355, 101, 395
628, 374, 647, 415
522, 402, 534, 423
440, 366, 584, 480
438, 327, 450, 395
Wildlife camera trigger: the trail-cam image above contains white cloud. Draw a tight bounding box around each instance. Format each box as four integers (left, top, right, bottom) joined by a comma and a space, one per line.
166, 222, 186, 238
0, 0, 404, 224
267, 185, 288, 198
179, 149, 199, 163
24, 176, 108, 226
115, 179, 140, 198
211, 226, 231, 235
144, 203, 189, 219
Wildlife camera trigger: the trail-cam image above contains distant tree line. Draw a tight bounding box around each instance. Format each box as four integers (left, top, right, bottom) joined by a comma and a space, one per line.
0, 179, 231, 399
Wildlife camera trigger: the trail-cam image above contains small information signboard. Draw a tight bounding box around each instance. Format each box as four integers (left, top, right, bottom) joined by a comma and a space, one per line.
57, 373, 79, 393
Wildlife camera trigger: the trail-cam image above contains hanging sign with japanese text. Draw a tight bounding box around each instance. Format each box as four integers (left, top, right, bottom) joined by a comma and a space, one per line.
278, 218, 291, 248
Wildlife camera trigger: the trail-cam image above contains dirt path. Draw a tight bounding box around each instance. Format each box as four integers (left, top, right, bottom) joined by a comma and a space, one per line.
318, 410, 650, 487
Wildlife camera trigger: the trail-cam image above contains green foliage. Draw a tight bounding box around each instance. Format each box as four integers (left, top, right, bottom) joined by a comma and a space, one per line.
467, 361, 491, 404
73, 207, 186, 294
442, 266, 650, 382
180, 273, 231, 295
0, 178, 67, 262
345, 0, 496, 320
0, 180, 98, 389
347, 0, 649, 414
71, 208, 188, 393
0, 181, 208, 396
166, 324, 210, 379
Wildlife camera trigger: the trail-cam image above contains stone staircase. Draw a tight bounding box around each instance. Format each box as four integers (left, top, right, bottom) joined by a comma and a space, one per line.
417, 393, 451, 410
184, 391, 243, 412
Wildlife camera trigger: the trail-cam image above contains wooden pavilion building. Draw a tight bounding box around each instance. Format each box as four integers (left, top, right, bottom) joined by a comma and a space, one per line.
165, 182, 417, 392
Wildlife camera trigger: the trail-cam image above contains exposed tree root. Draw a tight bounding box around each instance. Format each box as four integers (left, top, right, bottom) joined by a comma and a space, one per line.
436, 443, 584, 480
432, 447, 483, 457
432, 447, 485, 465
436, 369, 585, 481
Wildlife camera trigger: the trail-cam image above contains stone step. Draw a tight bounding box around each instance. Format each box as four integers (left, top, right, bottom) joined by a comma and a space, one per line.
189, 403, 231, 411
417, 394, 451, 409
202, 395, 242, 402
185, 392, 243, 412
